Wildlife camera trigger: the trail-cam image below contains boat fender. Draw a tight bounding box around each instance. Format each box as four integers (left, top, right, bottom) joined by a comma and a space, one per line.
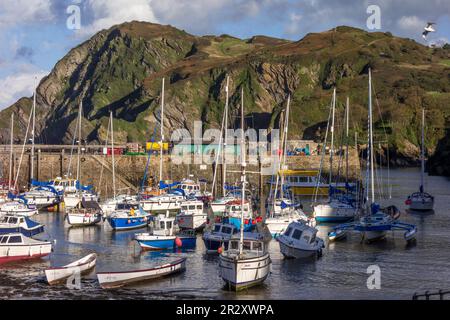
217, 246, 223, 254
175, 237, 182, 248
127, 219, 131, 224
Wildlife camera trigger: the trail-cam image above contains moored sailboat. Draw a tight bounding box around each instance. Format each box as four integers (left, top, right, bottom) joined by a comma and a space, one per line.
405, 108, 434, 211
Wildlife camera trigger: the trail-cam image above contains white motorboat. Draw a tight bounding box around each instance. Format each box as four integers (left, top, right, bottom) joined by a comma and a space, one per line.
176, 199, 207, 230
219, 232, 271, 291
66, 200, 103, 226
139, 193, 184, 212
0, 233, 52, 264
0, 200, 38, 217
45, 253, 97, 285
265, 207, 312, 237
218, 87, 271, 291
277, 220, 324, 258
22, 186, 60, 209
314, 198, 358, 223
0, 214, 44, 237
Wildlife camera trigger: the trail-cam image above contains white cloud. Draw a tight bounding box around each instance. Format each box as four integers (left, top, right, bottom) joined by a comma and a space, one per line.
397, 16, 426, 31
76, 0, 158, 36
285, 13, 302, 36
0, 0, 54, 27
0, 70, 48, 110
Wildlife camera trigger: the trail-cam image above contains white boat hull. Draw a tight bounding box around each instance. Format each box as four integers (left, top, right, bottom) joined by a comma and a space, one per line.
409, 200, 434, 211
219, 253, 271, 291
97, 258, 186, 289
45, 253, 97, 285
278, 239, 321, 258
314, 202, 357, 222
66, 213, 102, 226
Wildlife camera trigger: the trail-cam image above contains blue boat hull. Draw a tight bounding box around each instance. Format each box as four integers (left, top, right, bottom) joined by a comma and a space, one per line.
178, 236, 196, 248
137, 238, 175, 250
203, 238, 229, 252
107, 217, 149, 230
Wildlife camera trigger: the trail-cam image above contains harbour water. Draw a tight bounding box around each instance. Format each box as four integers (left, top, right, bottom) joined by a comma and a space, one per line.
1, 168, 450, 300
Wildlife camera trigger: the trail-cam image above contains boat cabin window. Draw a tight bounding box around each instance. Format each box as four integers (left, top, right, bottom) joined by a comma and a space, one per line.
252, 241, 262, 251
214, 225, 221, 232
196, 205, 202, 210
291, 229, 303, 240
9, 217, 18, 224
167, 221, 172, 229
243, 241, 252, 250
284, 227, 293, 237
299, 177, 309, 182
230, 241, 239, 250
8, 236, 22, 243
189, 205, 195, 210
0, 236, 8, 243
181, 205, 188, 210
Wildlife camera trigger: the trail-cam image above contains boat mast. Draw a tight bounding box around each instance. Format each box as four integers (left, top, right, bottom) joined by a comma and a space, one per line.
329, 88, 336, 186
159, 78, 165, 191
222, 76, 230, 196
110, 111, 116, 200
280, 95, 290, 199
345, 97, 349, 186
239, 87, 246, 256
76, 100, 82, 194
368, 69, 375, 204
8, 113, 14, 191
420, 108, 425, 192
30, 77, 37, 183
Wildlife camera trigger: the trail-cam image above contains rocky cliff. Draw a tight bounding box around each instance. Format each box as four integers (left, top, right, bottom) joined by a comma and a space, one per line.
0, 22, 449, 167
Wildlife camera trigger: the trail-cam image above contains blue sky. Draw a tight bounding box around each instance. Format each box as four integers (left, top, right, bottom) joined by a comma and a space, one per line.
0, 0, 449, 110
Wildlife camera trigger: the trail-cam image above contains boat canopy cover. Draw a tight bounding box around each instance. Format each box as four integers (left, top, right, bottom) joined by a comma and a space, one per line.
159, 181, 180, 190
81, 199, 101, 210
24, 217, 42, 229
35, 185, 61, 195
31, 179, 52, 187
76, 181, 93, 191
7, 192, 28, 204
170, 188, 185, 196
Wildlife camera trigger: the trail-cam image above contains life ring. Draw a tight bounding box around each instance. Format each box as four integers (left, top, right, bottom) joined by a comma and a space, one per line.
81, 157, 86, 162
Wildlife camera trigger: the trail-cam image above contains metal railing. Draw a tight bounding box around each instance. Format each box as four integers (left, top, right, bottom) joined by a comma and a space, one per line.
413, 289, 450, 300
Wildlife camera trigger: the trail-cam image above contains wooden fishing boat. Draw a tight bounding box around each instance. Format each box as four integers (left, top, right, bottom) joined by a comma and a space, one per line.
97, 258, 186, 289
45, 253, 97, 285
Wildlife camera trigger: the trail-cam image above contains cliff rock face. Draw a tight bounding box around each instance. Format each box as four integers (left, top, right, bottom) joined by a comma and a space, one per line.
0, 23, 449, 167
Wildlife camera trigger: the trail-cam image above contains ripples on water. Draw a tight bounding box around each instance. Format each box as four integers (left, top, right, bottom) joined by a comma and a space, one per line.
1, 168, 450, 300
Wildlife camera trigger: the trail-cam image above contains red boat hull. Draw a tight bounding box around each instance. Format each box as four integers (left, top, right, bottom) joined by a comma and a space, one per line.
0, 252, 50, 264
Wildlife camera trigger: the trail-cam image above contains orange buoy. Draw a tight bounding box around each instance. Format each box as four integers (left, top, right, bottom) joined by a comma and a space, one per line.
217, 247, 223, 254
175, 237, 182, 248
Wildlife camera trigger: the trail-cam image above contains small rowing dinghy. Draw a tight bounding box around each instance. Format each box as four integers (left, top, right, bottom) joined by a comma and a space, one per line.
45, 253, 97, 285
97, 258, 186, 289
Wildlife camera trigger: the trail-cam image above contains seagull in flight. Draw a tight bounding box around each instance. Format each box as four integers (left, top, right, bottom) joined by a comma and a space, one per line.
422, 22, 436, 39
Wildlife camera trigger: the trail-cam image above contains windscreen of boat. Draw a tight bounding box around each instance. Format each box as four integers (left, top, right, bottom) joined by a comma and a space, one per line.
291, 229, 303, 240
214, 225, 221, 232
117, 203, 134, 210
81, 199, 101, 210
